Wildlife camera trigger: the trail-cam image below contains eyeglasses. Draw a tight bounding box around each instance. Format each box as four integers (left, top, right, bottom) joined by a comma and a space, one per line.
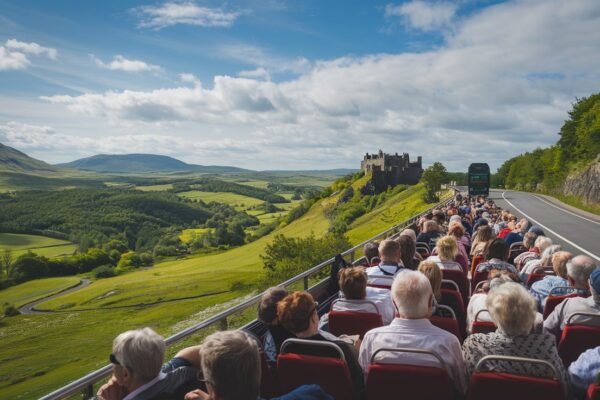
109, 353, 121, 366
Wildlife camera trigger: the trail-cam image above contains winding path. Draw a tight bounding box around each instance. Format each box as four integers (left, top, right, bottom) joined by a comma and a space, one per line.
18, 278, 91, 315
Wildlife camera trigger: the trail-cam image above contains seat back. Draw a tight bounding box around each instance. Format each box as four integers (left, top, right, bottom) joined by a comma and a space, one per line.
329, 300, 383, 339
526, 267, 552, 287
558, 313, 600, 367
366, 348, 454, 400
508, 243, 527, 264
470, 255, 485, 277
467, 355, 565, 400
471, 269, 489, 295
440, 288, 467, 338
430, 306, 463, 343
587, 383, 600, 400
442, 269, 469, 303
543, 293, 578, 319
472, 309, 496, 334
278, 339, 356, 400
416, 242, 430, 258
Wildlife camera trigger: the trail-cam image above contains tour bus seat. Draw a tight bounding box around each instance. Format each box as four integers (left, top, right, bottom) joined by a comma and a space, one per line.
470, 255, 485, 277
543, 290, 579, 319
328, 299, 383, 339
471, 309, 496, 335
526, 266, 552, 287
471, 269, 489, 296
440, 288, 467, 338
442, 269, 469, 303
587, 383, 600, 400
558, 313, 600, 367
430, 305, 463, 343
508, 243, 527, 264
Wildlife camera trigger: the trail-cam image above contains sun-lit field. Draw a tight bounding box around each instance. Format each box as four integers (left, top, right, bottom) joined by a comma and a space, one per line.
135, 184, 174, 191
177, 190, 265, 209
0, 233, 77, 258
0, 276, 80, 307
179, 228, 212, 243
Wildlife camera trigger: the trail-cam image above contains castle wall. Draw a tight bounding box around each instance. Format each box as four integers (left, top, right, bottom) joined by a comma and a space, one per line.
361, 150, 422, 192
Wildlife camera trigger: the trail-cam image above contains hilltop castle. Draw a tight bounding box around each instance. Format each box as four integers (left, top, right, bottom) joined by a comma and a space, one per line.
361, 150, 423, 193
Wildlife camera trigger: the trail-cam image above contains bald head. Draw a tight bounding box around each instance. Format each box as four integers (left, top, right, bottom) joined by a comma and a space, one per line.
567, 255, 597, 289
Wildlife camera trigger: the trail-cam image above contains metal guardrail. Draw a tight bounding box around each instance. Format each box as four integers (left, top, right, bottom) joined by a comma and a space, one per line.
40, 190, 456, 400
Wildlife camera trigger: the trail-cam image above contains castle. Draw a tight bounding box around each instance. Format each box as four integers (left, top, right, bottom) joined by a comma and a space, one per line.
361, 150, 423, 193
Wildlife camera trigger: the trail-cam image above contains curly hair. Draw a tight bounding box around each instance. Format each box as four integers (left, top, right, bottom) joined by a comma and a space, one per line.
276, 291, 316, 334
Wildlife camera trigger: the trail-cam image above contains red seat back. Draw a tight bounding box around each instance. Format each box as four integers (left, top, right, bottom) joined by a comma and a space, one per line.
471, 269, 489, 295
470, 255, 485, 276
472, 320, 496, 334
558, 324, 600, 367
467, 372, 565, 400
442, 269, 469, 303
587, 384, 600, 400
329, 310, 383, 339
366, 363, 454, 400
543, 294, 577, 319
430, 315, 463, 343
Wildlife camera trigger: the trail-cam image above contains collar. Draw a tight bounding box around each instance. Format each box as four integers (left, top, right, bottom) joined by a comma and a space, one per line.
123, 372, 166, 400
390, 318, 432, 327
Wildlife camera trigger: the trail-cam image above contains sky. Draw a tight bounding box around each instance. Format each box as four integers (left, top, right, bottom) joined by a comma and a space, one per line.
0, 0, 599, 171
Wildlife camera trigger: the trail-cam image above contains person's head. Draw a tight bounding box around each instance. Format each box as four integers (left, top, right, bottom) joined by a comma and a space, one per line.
339, 267, 367, 300
400, 228, 417, 242
486, 238, 509, 261
258, 287, 288, 326
435, 235, 459, 261
486, 282, 537, 336
522, 232, 537, 250
277, 291, 318, 336
379, 239, 401, 264
110, 328, 165, 389
589, 267, 600, 305
200, 330, 260, 400
391, 270, 433, 319
482, 269, 521, 293
447, 221, 465, 239
540, 244, 562, 267
566, 255, 598, 290
363, 242, 379, 265
423, 220, 439, 234
528, 225, 545, 236
517, 218, 530, 234
534, 236, 553, 253
476, 225, 494, 242
417, 260, 442, 302
551, 251, 573, 280
397, 235, 416, 269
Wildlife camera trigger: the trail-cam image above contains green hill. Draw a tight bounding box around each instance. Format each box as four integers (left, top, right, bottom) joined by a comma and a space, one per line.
0, 142, 58, 173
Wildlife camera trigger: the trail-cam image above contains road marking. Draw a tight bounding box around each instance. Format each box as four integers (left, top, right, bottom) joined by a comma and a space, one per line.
532, 195, 600, 226
501, 191, 600, 262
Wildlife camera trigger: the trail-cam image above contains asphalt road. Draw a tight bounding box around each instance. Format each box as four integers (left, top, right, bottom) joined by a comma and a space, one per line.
18, 278, 91, 314
487, 189, 600, 263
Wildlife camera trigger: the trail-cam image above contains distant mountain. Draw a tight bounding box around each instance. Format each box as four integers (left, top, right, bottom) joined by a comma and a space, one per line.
58, 154, 250, 173
0, 142, 59, 172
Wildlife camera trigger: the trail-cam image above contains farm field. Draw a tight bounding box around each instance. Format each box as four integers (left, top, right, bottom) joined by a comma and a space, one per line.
0, 276, 80, 307
178, 190, 264, 209
135, 184, 174, 191
0, 233, 77, 258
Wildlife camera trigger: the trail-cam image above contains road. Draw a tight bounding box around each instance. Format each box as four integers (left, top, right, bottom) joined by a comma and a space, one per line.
18, 278, 91, 315
487, 189, 600, 262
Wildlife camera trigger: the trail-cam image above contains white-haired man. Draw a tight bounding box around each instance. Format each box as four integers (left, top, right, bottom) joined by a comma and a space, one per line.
358, 270, 467, 394
544, 257, 600, 336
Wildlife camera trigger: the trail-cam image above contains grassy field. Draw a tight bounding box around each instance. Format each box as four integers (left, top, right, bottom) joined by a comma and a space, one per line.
0, 233, 77, 258
179, 228, 212, 243
135, 184, 174, 191
0, 277, 80, 307
178, 190, 265, 209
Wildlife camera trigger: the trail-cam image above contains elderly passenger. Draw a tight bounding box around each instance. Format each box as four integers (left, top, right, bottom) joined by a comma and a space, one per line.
366, 239, 407, 287
416, 220, 442, 247
529, 251, 574, 309
521, 236, 553, 272
97, 328, 199, 400
426, 235, 464, 272
462, 283, 568, 389
513, 232, 539, 270
475, 238, 518, 274
359, 270, 467, 394
320, 267, 395, 327
257, 287, 294, 364
520, 244, 562, 281
544, 260, 600, 336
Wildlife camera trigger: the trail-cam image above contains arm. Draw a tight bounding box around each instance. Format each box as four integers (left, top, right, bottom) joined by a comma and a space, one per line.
174, 345, 202, 368
96, 376, 128, 400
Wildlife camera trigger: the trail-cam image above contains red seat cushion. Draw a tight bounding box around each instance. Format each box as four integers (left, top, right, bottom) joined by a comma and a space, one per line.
471, 320, 496, 335
467, 371, 565, 400
367, 362, 454, 400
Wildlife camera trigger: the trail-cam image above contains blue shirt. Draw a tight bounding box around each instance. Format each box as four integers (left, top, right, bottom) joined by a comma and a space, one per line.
569, 346, 600, 395
530, 276, 568, 310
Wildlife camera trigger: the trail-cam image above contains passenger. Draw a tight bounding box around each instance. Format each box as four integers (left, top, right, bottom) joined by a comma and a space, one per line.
544, 261, 600, 336
365, 239, 407, 288
397, 235, 419, 270
277, 291, 364, 396
97, 328, 200, 400
415, 220, 442, 248
513, 231, 539, 270
257, 287, 294, 364
529, 251, 573, 310
359, 270, 467, 394
184, 330, 334, 400
448, 221, 470, 263
503, 218, 530, 246
362, 241, 380, 267
475, 238, 518, 274
568, 346, 600, 399
399, 228, 417, 243
520, 236, 553, 272
319, 267, 395, 327
520, 243, 561, 280
426, 235, 465, 272
462, 283, 568, 390
470, 225, 494, 257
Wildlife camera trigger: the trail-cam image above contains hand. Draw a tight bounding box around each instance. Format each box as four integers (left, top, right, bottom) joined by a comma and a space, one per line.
184, 389, 210, 400
97, 376, 128, 400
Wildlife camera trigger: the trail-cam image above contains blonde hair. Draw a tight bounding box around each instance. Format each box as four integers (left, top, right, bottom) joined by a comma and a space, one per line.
436, 235, 458, 261
418, 260, 442, 301
112, 328, 165, 383
551, 251, 572, 279
486, 283, 536, 336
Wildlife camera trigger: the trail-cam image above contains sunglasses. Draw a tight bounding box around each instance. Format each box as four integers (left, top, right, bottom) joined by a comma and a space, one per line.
109, 353, 121, 366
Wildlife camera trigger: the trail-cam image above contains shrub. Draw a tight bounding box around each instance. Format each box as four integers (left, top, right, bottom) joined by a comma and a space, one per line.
3, 303, 20, 317
93, 265, 116, 279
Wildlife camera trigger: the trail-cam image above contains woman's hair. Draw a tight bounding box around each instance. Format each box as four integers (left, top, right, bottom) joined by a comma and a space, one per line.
436, 235, 459, 261
277, 291, 316, 334
551, 251, 573, 279
257, 287, 288, 325
200, 330, 260, 400
398, 235, 416, 269
423, 220, 439, 233
475, 225, 494, 243
112, 328, 165, 383
486, 282, 537, 336
535, 236, 553, 253
447, 221, 465, 239
417, 260, 442, 301
540, 244, 562, 267
486, 238, 509, 261
481, 269, 521, 293
339, 267, 367, 300
522, 232, 537, 249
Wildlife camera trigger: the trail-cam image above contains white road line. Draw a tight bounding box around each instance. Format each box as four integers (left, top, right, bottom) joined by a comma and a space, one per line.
501, 191, 600, 262
532, 195, 600, 226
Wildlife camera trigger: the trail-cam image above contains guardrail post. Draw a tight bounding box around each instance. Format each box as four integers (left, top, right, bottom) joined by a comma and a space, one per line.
349, 250, 355, 263
303, 276, 309, 290
219, 317, 228, 331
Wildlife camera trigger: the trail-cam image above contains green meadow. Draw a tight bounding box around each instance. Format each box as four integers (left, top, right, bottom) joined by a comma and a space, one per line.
0, 233, 77, 258
0, 276, 80, 307
178, 190, 265, 209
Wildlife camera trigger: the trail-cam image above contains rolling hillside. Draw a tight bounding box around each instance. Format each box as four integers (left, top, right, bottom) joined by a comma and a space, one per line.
0, 143, 58, 173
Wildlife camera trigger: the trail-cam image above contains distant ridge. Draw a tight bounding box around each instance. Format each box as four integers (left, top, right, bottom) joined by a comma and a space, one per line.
58, 153, 250, 173
0, 142, 59, 172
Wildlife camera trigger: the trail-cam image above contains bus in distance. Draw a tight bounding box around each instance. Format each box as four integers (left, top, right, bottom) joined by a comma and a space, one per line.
468, 163, 490, 196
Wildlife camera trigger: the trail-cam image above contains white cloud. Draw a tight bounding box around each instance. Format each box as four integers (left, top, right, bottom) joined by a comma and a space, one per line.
134, 1, 242, 30
0, 39, 57, 71
179, 73, 202, 86
219, 43, 311, 77
90, 54, 162, 73
385, 1, 457, 31
36, 0, 600, 170
239, 67, 271, 80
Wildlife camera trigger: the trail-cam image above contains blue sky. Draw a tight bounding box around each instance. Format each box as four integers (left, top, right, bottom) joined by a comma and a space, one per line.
0, 0, 598, 170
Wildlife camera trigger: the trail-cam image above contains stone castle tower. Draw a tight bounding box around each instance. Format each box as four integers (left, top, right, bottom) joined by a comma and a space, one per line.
361, 150, 423, 193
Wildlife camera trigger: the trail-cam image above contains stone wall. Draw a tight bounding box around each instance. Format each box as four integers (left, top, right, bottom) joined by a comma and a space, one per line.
561, 156, 600, 205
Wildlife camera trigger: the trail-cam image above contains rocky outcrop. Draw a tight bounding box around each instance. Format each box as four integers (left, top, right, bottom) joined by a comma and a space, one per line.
561, 156, 600, 205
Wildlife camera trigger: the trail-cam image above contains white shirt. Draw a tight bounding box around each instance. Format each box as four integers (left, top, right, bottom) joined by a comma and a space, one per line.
466, 293, 492, 334
359, 318, 467, 394
366, 262, 407, 288
426, 256, 463, 271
